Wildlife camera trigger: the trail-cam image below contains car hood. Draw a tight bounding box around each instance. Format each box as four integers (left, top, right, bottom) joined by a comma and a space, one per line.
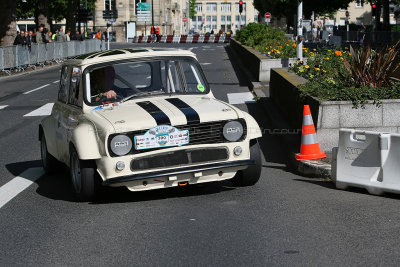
90, 95, 240, 132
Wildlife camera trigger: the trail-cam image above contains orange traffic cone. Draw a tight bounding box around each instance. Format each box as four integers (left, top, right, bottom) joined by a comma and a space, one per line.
296, 105, 326, 161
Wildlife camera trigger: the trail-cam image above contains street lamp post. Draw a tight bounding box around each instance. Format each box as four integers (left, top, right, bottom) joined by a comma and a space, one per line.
297, 0, 303, 61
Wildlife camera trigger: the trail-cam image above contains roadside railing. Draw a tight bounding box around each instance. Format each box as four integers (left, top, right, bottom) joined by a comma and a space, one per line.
0, 39, 103, 75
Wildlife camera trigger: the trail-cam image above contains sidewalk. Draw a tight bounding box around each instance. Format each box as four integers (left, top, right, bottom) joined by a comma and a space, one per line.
227, 45, 331, 178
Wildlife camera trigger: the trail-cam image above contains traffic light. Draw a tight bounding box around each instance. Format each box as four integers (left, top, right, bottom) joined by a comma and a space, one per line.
372, 2, 377, 17
239, 1, 243, 13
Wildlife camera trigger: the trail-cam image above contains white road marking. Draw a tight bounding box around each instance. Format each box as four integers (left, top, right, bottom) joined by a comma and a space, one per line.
202, 49, 215, 51
53, 80, 59, 84
200, 63, 212, 65
0, 168, 44, 209
0, 105, 8, 110
188, 47, 198, 52
227, 92, 256, 105
23, 84, 50, 95
23, 103, 54, 117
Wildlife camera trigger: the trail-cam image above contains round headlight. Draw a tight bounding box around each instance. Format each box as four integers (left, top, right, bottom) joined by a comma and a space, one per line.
223, 121, 244, 142
110, 135, 132, 156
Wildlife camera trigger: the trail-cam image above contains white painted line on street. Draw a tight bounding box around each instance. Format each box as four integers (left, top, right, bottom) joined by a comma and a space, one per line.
0, 168, 44, 209
200, 63, 212, 65
23, 103, 54, 117
53, 80, 59, 84
0, 105, 8, 110
188, 47, 198, 52
23, 84, 50, 95
227, 92, 256, 105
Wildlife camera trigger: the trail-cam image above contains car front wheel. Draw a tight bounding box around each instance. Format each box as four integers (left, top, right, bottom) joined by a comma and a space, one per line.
231, 139, 262, 186
69, 147, 100, 201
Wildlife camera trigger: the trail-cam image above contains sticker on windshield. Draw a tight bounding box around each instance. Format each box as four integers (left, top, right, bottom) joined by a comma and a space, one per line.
134, 125, 189, 150
197, 84, 205, 92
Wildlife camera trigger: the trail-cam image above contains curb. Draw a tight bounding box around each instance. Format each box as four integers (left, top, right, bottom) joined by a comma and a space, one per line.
228, 44, 331, 178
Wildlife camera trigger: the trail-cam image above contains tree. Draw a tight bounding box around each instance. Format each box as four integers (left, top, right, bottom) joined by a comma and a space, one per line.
0, 0, 17, 46
189, 0, 197, 19
35, 0, 50, 30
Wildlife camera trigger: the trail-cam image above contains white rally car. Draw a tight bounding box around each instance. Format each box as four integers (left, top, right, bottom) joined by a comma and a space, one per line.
39, 48, 262, 201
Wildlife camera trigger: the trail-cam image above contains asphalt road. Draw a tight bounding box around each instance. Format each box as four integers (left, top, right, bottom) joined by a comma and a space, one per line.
1, 43, 400, 266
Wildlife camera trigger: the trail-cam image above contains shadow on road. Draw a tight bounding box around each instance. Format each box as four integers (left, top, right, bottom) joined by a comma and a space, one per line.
224, 46, 252, 87
7, 160, 236, 204
245, 102, 291, 170
6, 160, 42, 176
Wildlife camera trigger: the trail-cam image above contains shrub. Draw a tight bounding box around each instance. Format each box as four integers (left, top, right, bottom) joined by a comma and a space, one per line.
343, 43, 400, 88
235, 23, 286, 53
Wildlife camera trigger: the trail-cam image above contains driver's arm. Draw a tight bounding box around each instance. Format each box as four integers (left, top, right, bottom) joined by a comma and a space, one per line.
95, 89, 117, 102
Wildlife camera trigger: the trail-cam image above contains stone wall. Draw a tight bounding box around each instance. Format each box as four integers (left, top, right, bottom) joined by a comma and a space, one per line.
230, 39, 298, 82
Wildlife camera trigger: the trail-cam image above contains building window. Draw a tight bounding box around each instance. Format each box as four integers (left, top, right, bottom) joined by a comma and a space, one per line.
235, 15, 246, 28
221, 3, 231, 13
356, 0, 363, 8
212, 16, 217, 30
105, 0, 116, 10
206, 3, 217, 12
355, 17, 363, 25
206, 16, 212, 32
235, 2, 246, 12
195, 3, 202, 12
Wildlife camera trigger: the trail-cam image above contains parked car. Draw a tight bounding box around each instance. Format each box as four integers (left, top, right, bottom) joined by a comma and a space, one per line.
39, 48, 262, 201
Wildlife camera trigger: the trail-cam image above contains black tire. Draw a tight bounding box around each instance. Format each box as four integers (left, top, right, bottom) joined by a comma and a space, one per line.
40, 133, 62, 174
69, 147, 100, 201
231, 139, 262, 186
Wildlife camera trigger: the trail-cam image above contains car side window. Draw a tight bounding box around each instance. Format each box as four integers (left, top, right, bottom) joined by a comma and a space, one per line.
68, 67, 82, 107
180, 60, 207, 93
58, 66, 69, 103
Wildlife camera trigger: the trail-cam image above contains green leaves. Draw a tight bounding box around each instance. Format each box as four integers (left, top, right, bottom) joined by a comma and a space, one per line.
236, 23, 286, 53
344, 43, 400, 88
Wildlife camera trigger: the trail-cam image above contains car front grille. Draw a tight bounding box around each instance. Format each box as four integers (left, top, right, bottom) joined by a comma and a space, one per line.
131, 147, 229, 171
108, 119, 247, 157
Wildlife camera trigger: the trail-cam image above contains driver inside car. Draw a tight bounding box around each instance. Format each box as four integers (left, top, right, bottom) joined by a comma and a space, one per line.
90, 66, 120, 102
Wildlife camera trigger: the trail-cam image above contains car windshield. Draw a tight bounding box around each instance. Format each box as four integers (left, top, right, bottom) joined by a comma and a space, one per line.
85, 58, 208, 105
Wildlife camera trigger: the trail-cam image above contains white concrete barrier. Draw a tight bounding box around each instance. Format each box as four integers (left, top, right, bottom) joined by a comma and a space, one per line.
333, 129, 394, 195
172, 36, 180, 43
160, 35, 167, 43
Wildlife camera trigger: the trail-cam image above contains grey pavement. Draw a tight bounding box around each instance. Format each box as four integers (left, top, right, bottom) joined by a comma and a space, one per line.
1, 43, 400, 266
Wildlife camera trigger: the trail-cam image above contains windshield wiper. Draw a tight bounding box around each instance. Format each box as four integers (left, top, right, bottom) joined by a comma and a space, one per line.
120, 90, 165, 103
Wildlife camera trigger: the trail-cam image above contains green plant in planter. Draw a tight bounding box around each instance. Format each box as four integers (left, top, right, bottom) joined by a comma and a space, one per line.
343, 43, 400, 88
235, 23, 287, 54
290, 44, 400, 106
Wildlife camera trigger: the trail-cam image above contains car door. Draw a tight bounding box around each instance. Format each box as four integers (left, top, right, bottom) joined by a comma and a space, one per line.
56, 66, 83, 163
53, 65, 70, 162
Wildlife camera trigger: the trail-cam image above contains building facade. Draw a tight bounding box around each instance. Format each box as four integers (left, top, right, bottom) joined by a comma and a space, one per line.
92, 0, 258, 41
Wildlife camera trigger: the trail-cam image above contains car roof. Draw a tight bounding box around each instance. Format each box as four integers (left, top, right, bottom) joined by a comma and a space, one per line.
67, 48, 196, 66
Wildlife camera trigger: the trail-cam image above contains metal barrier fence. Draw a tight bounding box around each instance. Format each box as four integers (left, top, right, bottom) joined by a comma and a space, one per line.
0, 39, 102, 75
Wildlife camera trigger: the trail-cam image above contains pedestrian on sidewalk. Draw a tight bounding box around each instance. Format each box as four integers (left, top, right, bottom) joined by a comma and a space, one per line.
35, 26, 44, 44
13, 30, 27, 46
56, 28, 66, 42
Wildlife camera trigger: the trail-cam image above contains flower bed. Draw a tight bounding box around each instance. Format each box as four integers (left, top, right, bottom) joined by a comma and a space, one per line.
290, 44, 400, 106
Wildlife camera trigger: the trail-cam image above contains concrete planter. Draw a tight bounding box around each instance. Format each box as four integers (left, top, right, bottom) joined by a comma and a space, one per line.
230, 38, 298, 82
270, 68, 400, 152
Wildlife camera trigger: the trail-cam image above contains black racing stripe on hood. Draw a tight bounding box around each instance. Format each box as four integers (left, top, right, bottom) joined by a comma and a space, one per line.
165, 98, 200, 124
136, 101, 171, 125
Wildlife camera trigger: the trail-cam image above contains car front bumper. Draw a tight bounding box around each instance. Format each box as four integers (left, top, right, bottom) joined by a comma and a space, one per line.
101, 159, 253, 191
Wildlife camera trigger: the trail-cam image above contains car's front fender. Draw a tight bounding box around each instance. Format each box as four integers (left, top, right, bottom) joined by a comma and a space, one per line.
242, 111, 262, 140
70, 122, 102, 160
